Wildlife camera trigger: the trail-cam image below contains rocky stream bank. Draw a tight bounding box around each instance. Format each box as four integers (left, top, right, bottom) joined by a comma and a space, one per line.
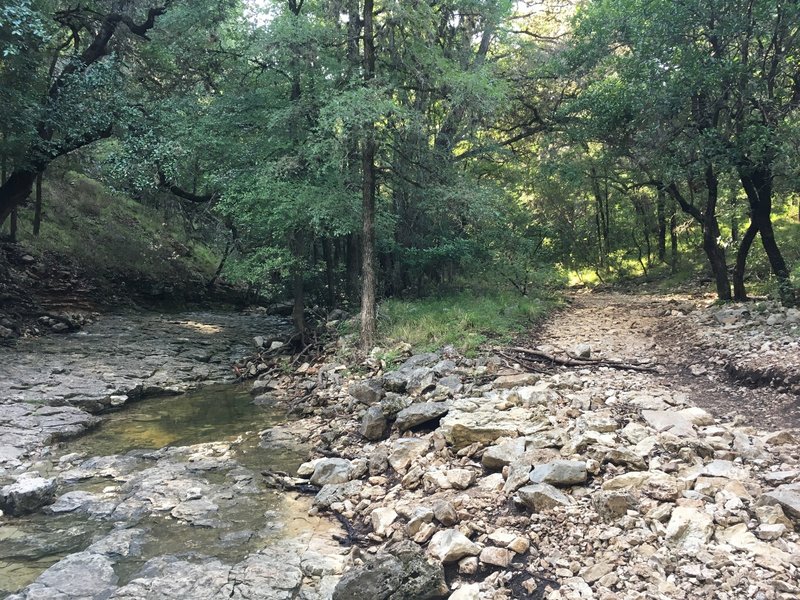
2, 292, 800, 599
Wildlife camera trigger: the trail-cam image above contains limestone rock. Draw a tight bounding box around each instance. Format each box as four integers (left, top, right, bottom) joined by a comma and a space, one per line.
396, 402, 450, 432
481, 438, 527, 471
0, 473, 57, 516
313, 480, 363, 509
361, 406, 388, 441
333, 542, 447, 600
371, 507, 398, 535
603, 448, 648, 471
517, 483, 572, 512
449, 584, 481, 600
641, 410, 695, 436
428, 529, 481, 563
665, 506, 714, 553
493, 373, 539, 389
529, 460, 587, 487
350, 379, 386, 404
439, 398, 544, 450
389, 438, 431, 473
381, 393, 414, 418
573, 343, 592, 358
407, 506, 435, 536
593, 491, 637, 520
479, 546, 513, 568
384, 367, 435, 395
310, 458, 353, 487
581, 562, 614, 584
11, 552, 118, 599
432, 500, 459, 526
757, 484, 800, 520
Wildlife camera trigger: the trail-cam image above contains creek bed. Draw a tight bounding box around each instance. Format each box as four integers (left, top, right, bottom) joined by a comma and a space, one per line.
1, 385, 334, 599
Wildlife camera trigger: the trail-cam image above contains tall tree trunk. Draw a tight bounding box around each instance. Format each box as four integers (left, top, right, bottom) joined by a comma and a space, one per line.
703, 166, 732, 301
739, 166, 794, 305
359, 0, 378, 349
669, 207, 678, 272
289, 231, 306, 339
33, 172, 43, 236
322, 237, 336, 308
656, 189, 666, 263
360, 135, 377, 348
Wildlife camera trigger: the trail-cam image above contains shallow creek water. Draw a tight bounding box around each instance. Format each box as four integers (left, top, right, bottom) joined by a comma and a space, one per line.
0, 386, 331, 598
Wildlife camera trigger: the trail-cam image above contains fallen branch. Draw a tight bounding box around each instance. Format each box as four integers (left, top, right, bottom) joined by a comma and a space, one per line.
330, 510, 370, 547
261, 469, 318, 494
497, 351, 547, 373
506, 346, 657, 372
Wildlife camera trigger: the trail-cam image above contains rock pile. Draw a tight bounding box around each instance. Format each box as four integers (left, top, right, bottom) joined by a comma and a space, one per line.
263, 345, 800, 599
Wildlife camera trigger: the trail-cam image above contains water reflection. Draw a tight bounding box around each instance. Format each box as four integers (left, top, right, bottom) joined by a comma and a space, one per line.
68, 385, 283, 456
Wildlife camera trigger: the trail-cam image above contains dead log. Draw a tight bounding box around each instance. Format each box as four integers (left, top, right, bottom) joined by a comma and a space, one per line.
505, 346, 657, 373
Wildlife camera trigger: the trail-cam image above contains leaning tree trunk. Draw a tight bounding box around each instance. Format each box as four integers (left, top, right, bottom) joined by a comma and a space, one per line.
740, 166, 794, 305
733, 220, 758, 301
664, 176, 730, 299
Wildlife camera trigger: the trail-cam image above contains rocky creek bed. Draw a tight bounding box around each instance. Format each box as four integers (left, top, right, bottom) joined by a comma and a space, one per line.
1, 311, 347, 599
2, 293, 800, 599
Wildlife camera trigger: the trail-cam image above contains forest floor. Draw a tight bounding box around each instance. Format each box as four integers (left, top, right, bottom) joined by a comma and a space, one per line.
525, 289, 800, 431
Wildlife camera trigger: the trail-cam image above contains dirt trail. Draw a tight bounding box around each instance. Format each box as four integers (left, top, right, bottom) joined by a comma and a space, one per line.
526, 290, 800, 431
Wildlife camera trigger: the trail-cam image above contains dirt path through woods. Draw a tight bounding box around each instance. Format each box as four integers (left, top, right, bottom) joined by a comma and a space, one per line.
521, 291, 800, 431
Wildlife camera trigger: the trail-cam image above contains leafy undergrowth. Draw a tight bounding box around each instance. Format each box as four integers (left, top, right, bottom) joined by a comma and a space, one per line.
378, 288, 559, 357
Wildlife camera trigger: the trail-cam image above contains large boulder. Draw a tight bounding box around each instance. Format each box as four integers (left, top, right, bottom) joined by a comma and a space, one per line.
350, 379, 386, 405
439, 398, 547, 450
7, 552, 118, 599
332, 541, 447, 600
384, 367, 436, 395
361, 406, 388, 441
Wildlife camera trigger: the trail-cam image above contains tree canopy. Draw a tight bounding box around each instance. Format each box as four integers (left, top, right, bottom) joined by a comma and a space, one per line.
2, 0, 798, 343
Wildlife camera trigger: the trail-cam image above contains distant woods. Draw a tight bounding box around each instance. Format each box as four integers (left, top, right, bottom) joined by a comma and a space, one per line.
1, 0, 798, 344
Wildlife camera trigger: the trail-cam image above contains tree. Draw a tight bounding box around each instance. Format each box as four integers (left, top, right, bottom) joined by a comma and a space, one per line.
0, 1, 175, 225
562, 0, 800, 303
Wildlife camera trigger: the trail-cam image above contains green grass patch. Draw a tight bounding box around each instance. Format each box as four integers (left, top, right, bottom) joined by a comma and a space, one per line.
378, 289, 557, 356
